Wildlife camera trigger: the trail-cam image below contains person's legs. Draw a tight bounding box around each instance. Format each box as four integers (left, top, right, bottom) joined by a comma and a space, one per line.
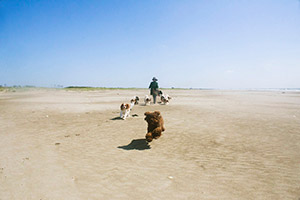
153, 94, 157, 104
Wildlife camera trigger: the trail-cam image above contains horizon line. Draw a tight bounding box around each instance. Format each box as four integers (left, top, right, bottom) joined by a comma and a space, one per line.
1, 85, 300, 91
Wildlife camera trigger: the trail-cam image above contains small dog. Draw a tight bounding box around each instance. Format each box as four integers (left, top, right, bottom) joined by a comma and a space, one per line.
158, 90, 163, 96
130, 96, 140, 105
120, 103, 131, 120
144, 111, 165, 142
144, 95, 151, 105
161, 94, 171, 105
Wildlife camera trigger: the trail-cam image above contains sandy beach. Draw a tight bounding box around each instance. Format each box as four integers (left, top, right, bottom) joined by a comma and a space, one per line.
0, 88, 299, 200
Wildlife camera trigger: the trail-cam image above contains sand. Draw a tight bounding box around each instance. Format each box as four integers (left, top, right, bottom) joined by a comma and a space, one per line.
0, 89, 300, 200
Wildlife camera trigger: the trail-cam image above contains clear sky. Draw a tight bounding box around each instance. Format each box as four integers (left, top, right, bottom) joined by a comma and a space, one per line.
1, 0, 300, 88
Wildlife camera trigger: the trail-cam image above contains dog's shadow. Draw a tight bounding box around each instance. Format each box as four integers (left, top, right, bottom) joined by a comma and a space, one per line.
110, 117, 122, 120
110, 114, 139, 120
118, 139, 151, 150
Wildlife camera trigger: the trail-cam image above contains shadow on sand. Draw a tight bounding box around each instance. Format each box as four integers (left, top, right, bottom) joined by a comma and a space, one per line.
110, 114, 139, 120
118, 139, 151, 150
110, 117, 122, 120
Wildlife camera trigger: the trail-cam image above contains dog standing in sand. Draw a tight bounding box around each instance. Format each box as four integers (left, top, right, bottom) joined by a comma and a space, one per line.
120, 103, 131, 120
158, 90, 171, 105
161, 94, 171, 105
144, 95, 151, 105
120, 96, 139, 119
131, 96, 140, 105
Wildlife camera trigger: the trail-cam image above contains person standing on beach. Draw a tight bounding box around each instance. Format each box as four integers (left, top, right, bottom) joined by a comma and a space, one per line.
149, 77, 159, 104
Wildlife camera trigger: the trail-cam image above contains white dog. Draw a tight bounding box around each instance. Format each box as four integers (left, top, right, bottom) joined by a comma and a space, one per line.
130, 96, 139, 107
120, 103, 131, 120
144, 95, 151, 105
160, 94, 171, 105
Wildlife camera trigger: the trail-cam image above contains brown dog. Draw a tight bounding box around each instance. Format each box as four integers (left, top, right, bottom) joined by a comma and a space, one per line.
144, 111, 165, 142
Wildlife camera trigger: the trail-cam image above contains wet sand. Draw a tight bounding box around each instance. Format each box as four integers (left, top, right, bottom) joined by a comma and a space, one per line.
0, 89, 300, 200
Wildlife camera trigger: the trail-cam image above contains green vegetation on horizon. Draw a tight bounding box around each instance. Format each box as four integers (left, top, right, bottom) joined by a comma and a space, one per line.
63, 86, 192, 91
64, 86, 147, 91
0, 85, 209, 92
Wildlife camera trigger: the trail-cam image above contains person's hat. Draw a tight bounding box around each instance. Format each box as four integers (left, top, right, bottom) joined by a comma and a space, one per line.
152, 77, 158, 81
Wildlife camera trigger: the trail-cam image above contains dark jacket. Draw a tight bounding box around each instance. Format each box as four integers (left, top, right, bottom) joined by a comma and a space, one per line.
149, 81, 159, 95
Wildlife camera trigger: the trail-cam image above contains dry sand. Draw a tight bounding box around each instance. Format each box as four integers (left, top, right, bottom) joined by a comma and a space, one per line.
0, 88, 300, 200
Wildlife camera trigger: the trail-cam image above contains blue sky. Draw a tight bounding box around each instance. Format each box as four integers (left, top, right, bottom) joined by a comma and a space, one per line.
1, 0, 299, 88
